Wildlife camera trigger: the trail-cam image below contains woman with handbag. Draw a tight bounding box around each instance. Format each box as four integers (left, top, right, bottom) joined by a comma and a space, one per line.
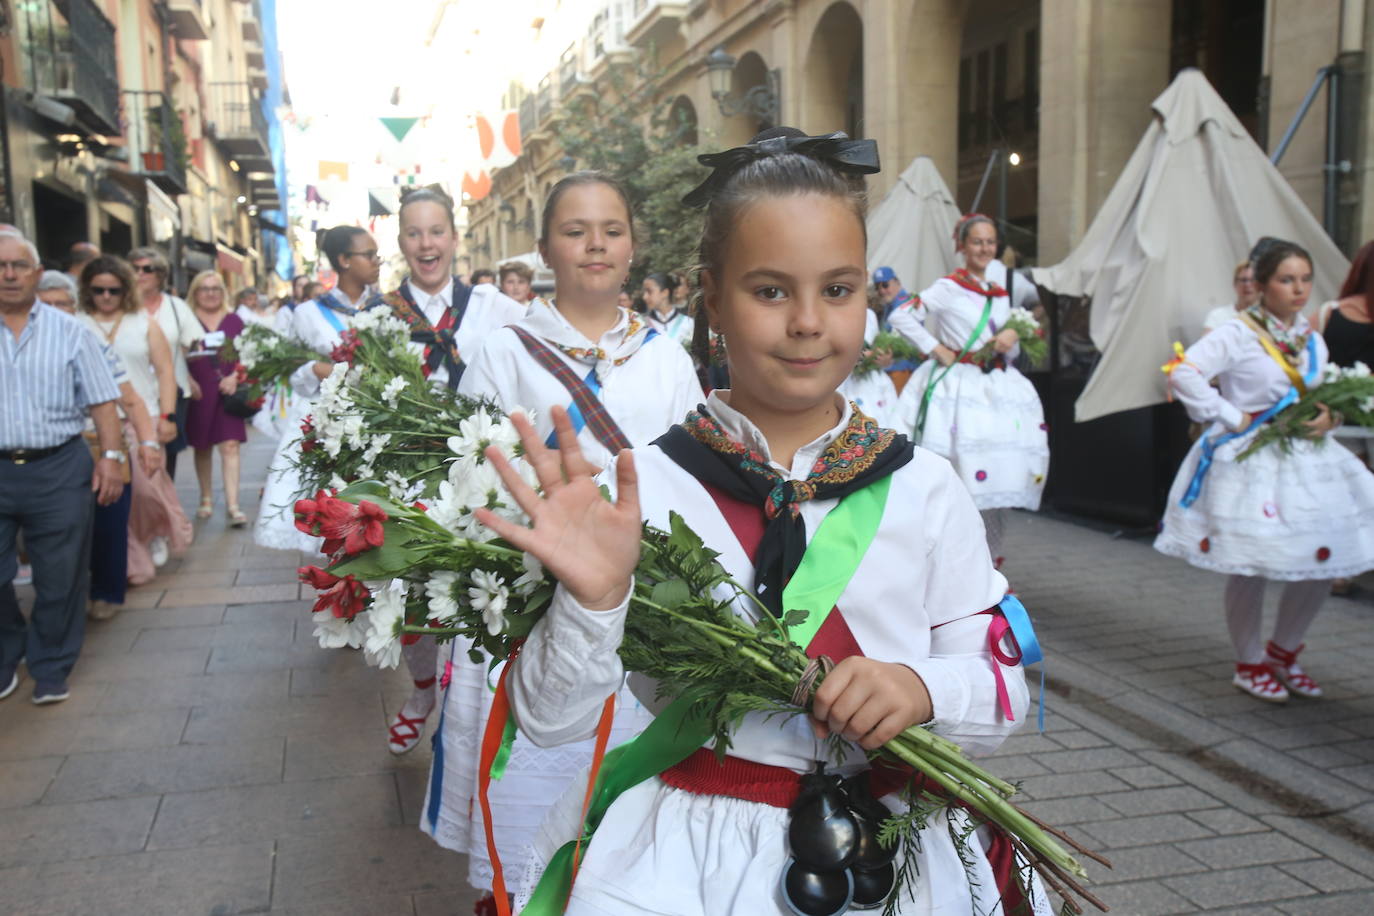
184, 270, 249, 527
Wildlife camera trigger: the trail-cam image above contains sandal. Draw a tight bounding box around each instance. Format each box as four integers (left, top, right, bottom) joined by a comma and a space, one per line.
1265, 642, 1323, 698
195, 497, 214, 519
387, 709, 428, 755
226, 505, 248, 528
1233, 663, 1289, 703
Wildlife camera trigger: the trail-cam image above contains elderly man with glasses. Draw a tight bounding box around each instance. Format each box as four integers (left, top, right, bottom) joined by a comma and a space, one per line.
0, 233, 124, 705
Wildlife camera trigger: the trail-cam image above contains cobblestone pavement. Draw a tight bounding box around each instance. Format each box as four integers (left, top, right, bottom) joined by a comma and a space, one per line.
0, 435, 1371, 914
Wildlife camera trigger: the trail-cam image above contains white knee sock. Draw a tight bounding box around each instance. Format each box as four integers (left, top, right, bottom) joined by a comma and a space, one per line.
1271, 579, 1330, 652
1224, 574, 1267, 664
400, 637, 438, 718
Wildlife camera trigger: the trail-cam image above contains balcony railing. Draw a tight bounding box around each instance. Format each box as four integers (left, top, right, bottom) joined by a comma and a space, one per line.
206, 81, 270, 164
124, 90, 189, 196
21, 0, 120, 134
519, 94, 536, 139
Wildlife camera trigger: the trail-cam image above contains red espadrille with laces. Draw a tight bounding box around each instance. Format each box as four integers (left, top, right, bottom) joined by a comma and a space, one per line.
1233, 663, 1289, 702
1265, 641, 1323, 698
387, 675, 436, 755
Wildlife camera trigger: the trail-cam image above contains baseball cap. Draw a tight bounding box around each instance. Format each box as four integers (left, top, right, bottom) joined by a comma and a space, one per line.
872, 266, 897, 284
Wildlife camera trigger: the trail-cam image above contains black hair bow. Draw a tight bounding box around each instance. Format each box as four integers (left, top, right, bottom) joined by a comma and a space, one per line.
681, 131, 881, 209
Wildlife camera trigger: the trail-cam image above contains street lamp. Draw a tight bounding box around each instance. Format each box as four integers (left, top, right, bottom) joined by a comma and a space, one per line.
704, 45, 780, 126
498, 201, 517, 227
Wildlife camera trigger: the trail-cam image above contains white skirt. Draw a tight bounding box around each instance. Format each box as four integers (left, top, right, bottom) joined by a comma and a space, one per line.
518, 771, 1052, 916
838, 371, 900, 428
421, 642, 656, 891
253, 396, 319, 554
893, 362, 1048, 510
1155, 424, 1374, 580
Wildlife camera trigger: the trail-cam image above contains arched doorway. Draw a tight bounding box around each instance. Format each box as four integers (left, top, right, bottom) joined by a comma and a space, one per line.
803, 2, 863, 137
666, 95, 699, 147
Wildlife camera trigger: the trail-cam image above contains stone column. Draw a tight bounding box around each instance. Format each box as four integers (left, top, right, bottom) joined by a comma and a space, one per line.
1036, 0, 1171, 263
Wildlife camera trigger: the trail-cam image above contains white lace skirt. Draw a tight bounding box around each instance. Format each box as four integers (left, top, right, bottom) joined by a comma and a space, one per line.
893, 362, 1048, 510
253, 397, 319, 554
420, 641, 655, 891
838, 371, 900, 427
516, 771, 1052, 916
1155, 424, 1374, 580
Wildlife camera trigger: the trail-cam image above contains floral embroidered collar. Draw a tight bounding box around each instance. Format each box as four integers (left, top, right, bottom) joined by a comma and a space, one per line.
948, 268, 1008, 298
1245, 305, 1311, 368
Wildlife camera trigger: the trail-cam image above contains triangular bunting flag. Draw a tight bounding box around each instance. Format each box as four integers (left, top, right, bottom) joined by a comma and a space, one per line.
380, 117, 420, 143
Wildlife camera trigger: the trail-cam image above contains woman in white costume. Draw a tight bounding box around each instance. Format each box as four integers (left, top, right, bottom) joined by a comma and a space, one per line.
253, 226, 381, 554
373, 190, 530, 762
1155, 240, 1374, 702
640, 271, 694, 348
890, 215, 1048, 564
478, 129, 1042, 916
421, 172, 702, 908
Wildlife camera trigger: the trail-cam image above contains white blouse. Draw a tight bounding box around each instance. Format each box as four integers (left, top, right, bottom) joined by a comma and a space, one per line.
401, 279, 529, 389
509, 392, 1026, 769
286, 295, 357, 398
458, 305, 704, 469
644, 307, 695, 349
81, 310, 161, 420
1170, 315, 1326, 432
146, 294, 201, 397
891, 275, 1012, 357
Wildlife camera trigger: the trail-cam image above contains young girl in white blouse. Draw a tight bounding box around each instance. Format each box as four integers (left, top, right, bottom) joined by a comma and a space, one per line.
422, 172, 703, 908
477, 129, 1040, 916
1156, 240, 1374, 702
890, 215, 1049, 565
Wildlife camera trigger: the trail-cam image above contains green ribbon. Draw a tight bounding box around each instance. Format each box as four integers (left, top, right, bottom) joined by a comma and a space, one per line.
519, 475, 894, 914
490, 714, 519, 781
914, 297, 992, 444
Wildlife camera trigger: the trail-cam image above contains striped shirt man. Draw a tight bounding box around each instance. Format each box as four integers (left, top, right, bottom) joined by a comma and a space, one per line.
0, 300, 120, 449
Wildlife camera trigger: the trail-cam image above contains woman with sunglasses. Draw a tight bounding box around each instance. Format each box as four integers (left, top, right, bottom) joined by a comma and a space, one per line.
128, 248, 200, 569
76, 256, 192, 589
184, 271, 249, 527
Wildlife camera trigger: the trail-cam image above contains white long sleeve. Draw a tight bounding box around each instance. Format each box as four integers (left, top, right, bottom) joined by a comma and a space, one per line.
508, 584, 632, 747
889, 298, 939, 354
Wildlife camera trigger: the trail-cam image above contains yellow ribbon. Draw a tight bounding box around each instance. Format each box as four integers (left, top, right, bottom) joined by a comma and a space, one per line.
1161, 342, 1197, 401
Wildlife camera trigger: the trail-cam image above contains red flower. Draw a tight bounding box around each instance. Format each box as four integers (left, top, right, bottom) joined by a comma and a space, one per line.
248, 396, 265, 409
299, 566, 369, 619
293, 488, 335, 537
234, 363, 249, 382
300, 415, 315, 436
316, 498, 388, 556
331, 329, 361, 364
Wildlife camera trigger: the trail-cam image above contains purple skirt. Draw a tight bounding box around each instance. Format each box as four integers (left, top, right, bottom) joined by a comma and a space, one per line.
184, 312, 248, 449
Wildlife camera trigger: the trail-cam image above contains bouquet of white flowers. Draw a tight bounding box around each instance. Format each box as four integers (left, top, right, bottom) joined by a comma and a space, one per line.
1238, 361, 1374, 460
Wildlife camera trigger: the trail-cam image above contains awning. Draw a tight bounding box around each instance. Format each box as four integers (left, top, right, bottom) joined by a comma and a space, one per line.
216, 244, 247, 275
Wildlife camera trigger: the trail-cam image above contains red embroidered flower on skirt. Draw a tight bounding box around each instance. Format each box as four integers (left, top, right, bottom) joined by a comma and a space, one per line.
1200, 537, 1211, 553
299, 566, 369, 619
1316, 546, 1331, 562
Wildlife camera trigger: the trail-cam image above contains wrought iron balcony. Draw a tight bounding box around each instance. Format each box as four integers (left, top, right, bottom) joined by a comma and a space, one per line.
207, 81, 271, 166
123, 90, 189, 196
20, 0, 120, 135
167, 0, 209, 40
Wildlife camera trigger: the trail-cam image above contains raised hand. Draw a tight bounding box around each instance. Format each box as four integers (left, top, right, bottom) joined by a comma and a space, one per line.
475, 406, 642, 611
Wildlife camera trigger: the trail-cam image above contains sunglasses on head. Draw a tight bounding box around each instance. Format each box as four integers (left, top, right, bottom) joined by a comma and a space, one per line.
90, 286, 124, 296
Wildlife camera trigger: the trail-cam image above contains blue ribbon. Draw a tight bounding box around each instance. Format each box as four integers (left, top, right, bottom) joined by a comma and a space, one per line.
999, 594, 1046, 732
1180, 335, 1320, 508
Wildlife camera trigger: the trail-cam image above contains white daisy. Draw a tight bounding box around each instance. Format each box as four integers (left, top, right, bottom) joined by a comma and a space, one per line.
469, 569, 511, 635
425, 571, 461, 621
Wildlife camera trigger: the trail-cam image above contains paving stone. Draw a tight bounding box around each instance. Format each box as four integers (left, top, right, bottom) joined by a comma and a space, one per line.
1047, 728, 1113, 750
1018, 795, 1120, 826
0, 707, 189, 761
271, 893, 421, 916
148, 773, 402, 849
1260, 815, 1374, 880
98, 603, 226, 630
1092, 878, 1197, 915
235, 565, 305, 586
0, 840, 272, 916
223, 599, 314, 625
73, 646, 209, 683
0, 796, 159, 867
181, 693, 384, 745
1076, 813, 1216, 849
1018, 770, 1134, 801
413, 888, 492, 915
283, 723, 431, 783
394, 766, 431, 827
130, 619, 295, 651
1022, 746, 1145, 774
1279, 858, 1374, 893
1098, 786, 1222, 817
93, 670, 290, 714
0, 757, 62, 809
159, 582, 301, 608
271, 825, 472, 906
1113, 765, 1183, 789
1255, 723, 1361, 751
1176, 832, 1322, 869
1086, 843, 1209, 885
1288, 744, 1366, 770
1185, 807, 1269, 836
43, 738, 284, 803
1275, 890, 1374, 914
1164, 864, 1320, 909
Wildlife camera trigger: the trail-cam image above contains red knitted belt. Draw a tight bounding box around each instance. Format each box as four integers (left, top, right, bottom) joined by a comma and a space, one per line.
958, 353, 1007, 371
660, 748, 916, 809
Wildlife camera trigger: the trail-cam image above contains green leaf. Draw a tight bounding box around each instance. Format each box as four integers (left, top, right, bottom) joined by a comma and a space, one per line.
328, 540, 426, 579
650, 578, 691, 609
782, 608, 809, 629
